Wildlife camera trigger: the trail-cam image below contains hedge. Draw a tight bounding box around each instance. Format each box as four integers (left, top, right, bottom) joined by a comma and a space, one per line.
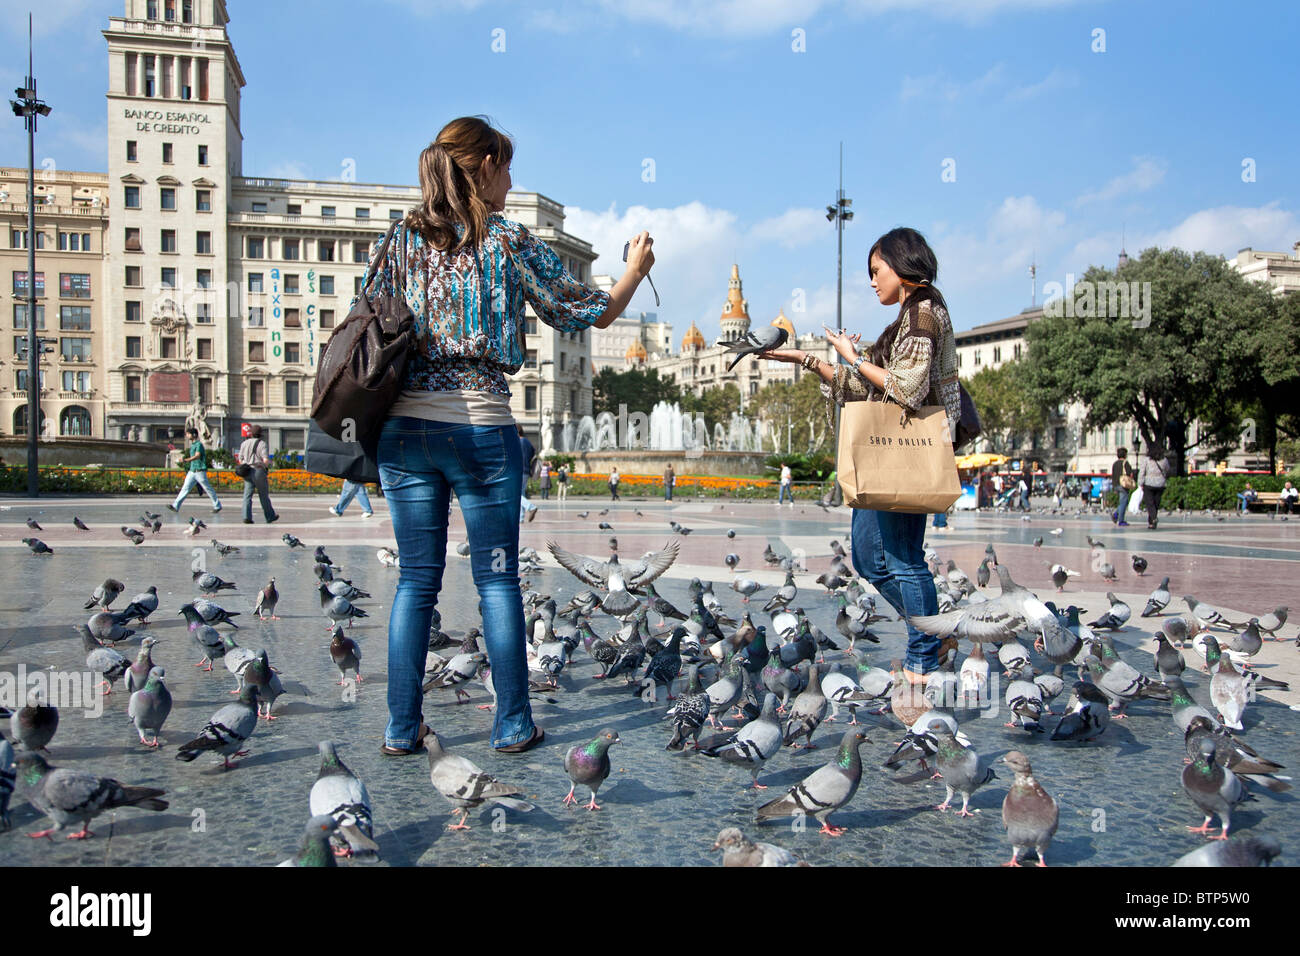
1099, 474, 1292, 512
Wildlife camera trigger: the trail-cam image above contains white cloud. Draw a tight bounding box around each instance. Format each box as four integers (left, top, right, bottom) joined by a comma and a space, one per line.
1004, 66, 1078, 101
749, 207, 830, 248
592, 0, 826, 34
1073, 156, 1167, 206
901, 63, 1005, 103
927, 195, 1067, 305
263, 160, 313, 181
1144, 202, 1299, 259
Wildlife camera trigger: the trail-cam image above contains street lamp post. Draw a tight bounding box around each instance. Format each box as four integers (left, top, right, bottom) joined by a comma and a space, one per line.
10, 15, 52, 498
825, 142, 854, 337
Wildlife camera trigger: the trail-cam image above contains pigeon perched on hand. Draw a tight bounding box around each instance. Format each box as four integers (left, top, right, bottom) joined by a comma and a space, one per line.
717, 320, 788, 371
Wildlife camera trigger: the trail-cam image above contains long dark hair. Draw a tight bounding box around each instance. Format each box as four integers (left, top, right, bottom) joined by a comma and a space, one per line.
868, 228, 947, 368
407, 116, 515, 253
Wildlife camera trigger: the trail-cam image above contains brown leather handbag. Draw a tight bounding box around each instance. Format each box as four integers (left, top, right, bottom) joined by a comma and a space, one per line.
310, 221, 415, 443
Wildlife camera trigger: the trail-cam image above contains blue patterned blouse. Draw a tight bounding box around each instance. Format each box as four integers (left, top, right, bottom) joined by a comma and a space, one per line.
356, 214, 610, 394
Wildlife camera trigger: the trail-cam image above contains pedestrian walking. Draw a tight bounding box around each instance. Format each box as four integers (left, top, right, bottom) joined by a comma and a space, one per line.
1139, 446, 1171, 529
237, 424, 278, 524
556, 463, 569, 502
364, 116, 655, 755
517, 425, 538, 523
329, 479, 374, 518
168, 426, 222, 513
609, 466, 620, 500
538, 460, 551, 501
663, 463, 674, 502
778, 463, 793, 506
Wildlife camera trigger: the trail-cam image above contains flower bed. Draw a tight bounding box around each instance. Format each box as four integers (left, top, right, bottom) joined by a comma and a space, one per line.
0, 466, 347, 495
528, 473, 827, 500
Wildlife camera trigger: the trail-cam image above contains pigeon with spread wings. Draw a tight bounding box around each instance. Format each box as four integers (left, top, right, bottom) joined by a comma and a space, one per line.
547, 539, 680, 617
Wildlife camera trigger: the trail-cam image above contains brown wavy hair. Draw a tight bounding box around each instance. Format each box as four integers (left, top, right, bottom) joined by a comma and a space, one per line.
406, 116, 514, 253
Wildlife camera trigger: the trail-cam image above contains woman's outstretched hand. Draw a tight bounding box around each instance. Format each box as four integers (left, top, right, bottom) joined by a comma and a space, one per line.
823, 326, 862, 363
626, 231, 655, 279
758, 348, 804, 364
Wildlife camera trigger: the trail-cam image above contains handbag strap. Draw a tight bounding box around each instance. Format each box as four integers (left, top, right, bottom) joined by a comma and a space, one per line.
361, 220, 403, 300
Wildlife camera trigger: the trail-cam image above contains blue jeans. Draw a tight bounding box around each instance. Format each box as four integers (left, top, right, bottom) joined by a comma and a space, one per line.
241, 468, 277, 521
932, 510, 948, 528
377, 417, 534, 749
333, 479, 373, 515
1115, 487, 1131, 520
173, 470, 222, 510
778, 483, 792, 504
850, 508, 940, 674
519, 488, 537, 522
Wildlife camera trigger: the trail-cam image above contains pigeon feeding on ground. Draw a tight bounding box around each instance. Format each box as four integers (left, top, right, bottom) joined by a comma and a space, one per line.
117, 586, 160, 625
175, 685, 259, 770
191, 598, 240, 628
21, 537, 53, 554
756, 727, 870, 836
716, 320, 788, 371
179, 603, 226, 670
194, 571, 237, 594
86, 610, 135, 645
211, 539, 240, 557
564, 728, 621, 811
82, 578, 125, 611
278, 815, 340, 867
712, 827, 806, 867
120, 526, 145, 545
10, 692, 58, 752
78, 625, 129, 696
427, 732, 534, 829
15, 752, 167, 840
1049, 681, 1111, 742
311, 741, 379, 859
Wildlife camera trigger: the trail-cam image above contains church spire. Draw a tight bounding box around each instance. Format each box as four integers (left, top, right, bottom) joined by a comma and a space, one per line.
719, 263, 751, 342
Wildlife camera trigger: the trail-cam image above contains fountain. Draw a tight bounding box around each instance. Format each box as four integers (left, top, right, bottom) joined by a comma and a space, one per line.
555, 405, 766, 476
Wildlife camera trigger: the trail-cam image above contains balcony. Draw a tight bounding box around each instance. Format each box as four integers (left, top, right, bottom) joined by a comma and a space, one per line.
0, 202, 106, 218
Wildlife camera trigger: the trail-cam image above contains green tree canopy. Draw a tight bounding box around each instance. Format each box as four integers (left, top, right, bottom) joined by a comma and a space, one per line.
748, 373, 830, 455
591, 367, 682, 417
961, 361, 1050, 455
681, 384, 742, 437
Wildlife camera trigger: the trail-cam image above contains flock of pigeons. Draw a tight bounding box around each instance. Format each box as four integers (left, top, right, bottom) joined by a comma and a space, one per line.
1, 503, 1295, 867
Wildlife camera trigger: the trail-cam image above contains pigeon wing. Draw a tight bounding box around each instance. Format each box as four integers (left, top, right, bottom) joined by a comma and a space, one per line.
546, 541, 610, 588
623, 540, 681, 587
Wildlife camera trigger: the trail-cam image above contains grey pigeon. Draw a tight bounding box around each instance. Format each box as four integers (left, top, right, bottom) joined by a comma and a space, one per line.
193, 571, 237, 594
128, 666, 172, 747
423, 650, 486, 701
1004, 677, 1045, 731
1256, 607, 1288, 640
930, 721, 996, 816
564, 728, 621, 811
10, 692, 58, 751
180, 603, 226, 670
319, 584, 367, 628
325, 578, 370, 601
428, 732, 534, 828
548, 539, 680, 617
1050, 681, 1110, 742
1227, 620, 1263, 661
78, 624, 129, 696
1153, 633, 1186, 680
125, 636, 161, 695
712, 827, 806, 867
282, 533, 305, 549
1165, 676, 1224, 735
21, 537, 53, 554
1182, 737, 1249, 840
83, 578, 125, 611
191, 598, 240, 628
782, 662, 827, 749
1001, 751, 1059, 866
0, 731, 13, 830
756, 727, 870, 836
1209, 656, 1250, 731
15, 751, 167, 839
175, 685, 259, 769
26, 517, 42, 531
717, 321, 788, 371
254, 578, 280, 620
1173, 835, 1281, 867
73, 516, 90, 531
87, 610, 134, 645
310, 741, 379, 859
698, 693, 784, 788
221, 632, 258, 694
117, 586, 160, 625
121, 525, 145, 545
665, 665, 709, 751
329, 626, 363, 684
1141, 577, 1172, 617
278, 815, 340, 867
1185, 595, 1241, 631
762, 570, 797, 614
1088, 592, 1131, 630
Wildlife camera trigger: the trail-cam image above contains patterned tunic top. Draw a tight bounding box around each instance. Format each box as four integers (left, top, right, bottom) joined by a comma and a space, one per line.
356, 214, 611, 394
821, 299, 961, 440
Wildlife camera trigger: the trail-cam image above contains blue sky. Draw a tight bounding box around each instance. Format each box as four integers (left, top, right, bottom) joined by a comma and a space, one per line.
2, 0, 1297, 344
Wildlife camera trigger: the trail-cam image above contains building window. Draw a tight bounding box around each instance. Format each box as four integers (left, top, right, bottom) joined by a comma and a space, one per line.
58, 232, 91, 251
577, 357, 585, 375
197, 58, 208, 100
194, 302, 212, 323
14, 304, 45, 329
160, 230, 177, 253
284, 341, 301, 363
320, 309, 335, 329
249, 379, 265, 406
287, 203, 302, 216
285, 380, 300, 407
247, 273, 263, 293
61, 370, 91, 392
957, 352, 963, 368
160, 267, 177, 288
1054, 427, 1066, 449
144, 55, 156, 97
525, 385, 537, 412
974, 349, 981, 367
195, 231, 212, 255
125, 227, 142, 251
524, 317, 538, 335
318, 240, 335, 262
198, 376, 213, 405
321, 205, 336, 218
10, 229, 46, 250
354, 276, 363, 295
125, 375, 142, 402
59, 306, 91, 331
160, 187, 177, 210
993, 346, 1002, 364
198, 144, 208, 166
182, 0, 193, 22
127, 140, 138, 162
125, 336, 142, 358
284, 274, 299, 294
61, 337, 92, 361
320, 275, 334, 295
354, 207, 370, 220
124, 185, 141, 208
284, 308, 301, 327
125, 266, 141, 287
251, 201, 267, 213
1013, 343, 1022, 359
197, 338, 212, 360
195, 189, 211, 212
162, 142, 173, 164
195, 269, 211, 289
60, 274, 91, 298
246, 237, 264, 258
353, 241, 369, 264
248, 307, 264, 327
283, 239, 299, 261
158, 336, 177, 359
524, 349, 538, 369
569, 388, 577, 410
389, 208, 402, 220
248, 341, 265, 363
165, 0, 175, 21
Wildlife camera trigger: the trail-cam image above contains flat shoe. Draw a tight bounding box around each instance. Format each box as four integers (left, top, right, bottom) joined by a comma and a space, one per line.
381, 722, 432, 756
495, 727, 544, 754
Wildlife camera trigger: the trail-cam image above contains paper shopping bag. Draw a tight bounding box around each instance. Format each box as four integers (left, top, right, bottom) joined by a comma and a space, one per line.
837, 401, 961, 514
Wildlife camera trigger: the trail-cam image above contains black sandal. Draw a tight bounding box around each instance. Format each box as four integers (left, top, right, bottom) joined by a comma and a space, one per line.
382, 723, 432, 756
495, 727, 545, 754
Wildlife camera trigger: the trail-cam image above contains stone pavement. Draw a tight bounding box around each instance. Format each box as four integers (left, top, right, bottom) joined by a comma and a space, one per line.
1, 492, 1297, 866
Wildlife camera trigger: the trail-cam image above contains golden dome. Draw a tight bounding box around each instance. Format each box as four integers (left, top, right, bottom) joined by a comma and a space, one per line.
625, 339, 648, 363
682, 321, 706, 351
772, 308, 795, 342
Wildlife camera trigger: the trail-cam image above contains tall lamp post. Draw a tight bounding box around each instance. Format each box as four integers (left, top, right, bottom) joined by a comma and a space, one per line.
825, 142, 854, 336
10, 15, 52, 498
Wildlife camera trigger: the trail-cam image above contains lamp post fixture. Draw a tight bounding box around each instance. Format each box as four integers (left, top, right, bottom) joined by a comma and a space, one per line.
10, 15, 52, 497
825, 142, 854, 337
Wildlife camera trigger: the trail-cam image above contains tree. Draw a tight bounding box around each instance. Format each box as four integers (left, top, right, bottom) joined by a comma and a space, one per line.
591, 367, 681, 417
748, 374, 829, 454
681, 384, 742, 439
1019, 247, 1272, 475
961, 361, 1050, 454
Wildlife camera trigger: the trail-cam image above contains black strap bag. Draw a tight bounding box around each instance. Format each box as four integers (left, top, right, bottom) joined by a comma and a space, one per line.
310, 221, 416, 444
954, 383, 982, 451
305, 418, 380, 484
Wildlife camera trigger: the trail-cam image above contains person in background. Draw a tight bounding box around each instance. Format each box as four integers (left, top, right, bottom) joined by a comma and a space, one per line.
1139, 446, 1171, 529
330, 479, 374, 518
1080, 477, 1091, 508
1237, 482, 1258, 514
778, 463, 793, 506
1280, 480, 1298, 515
1053, 475, 1066, 509
991, 469, 1003, 501
932, 508, 949, 532
556, 462, 569, 502
664, 463, 675, 502
538, 460, 551, 501
1019, 462, 1033, 511
1111, 447, 1134, 527
168, 426, 222, 513
237, 424, 278, 524
609, 466, 620, 501
517, 425, 538, 523
978, 469, 993, 510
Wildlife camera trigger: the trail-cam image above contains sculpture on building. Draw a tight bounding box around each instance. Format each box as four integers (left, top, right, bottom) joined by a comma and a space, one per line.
186, 399, 214, 446
540, 406, 556, 454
